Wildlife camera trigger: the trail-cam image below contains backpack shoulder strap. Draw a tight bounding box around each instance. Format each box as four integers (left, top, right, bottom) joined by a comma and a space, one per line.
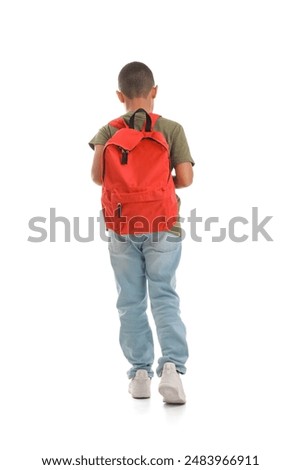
108, 117, 128, 129
149, 113, 161, 127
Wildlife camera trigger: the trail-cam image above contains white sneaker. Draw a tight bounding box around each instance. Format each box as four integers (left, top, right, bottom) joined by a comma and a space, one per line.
158, 362, 186, 404
128, 370, 151, 398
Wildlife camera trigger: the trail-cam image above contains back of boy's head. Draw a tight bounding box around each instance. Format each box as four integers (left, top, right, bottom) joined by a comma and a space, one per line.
118, 62, 155, 99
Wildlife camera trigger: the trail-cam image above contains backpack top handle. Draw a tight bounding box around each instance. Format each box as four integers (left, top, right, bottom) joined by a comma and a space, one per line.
129, 108, 152, 132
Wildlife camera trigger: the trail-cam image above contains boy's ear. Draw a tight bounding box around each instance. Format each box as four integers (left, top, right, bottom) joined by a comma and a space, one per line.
151, 85, 158, 98
116, 90, 125, 103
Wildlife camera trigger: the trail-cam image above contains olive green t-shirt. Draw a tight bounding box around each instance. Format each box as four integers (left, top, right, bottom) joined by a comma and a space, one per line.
89, 111, 195, 235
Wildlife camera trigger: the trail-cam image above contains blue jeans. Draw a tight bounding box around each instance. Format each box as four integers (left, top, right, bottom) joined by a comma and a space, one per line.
108, 230, 189, 378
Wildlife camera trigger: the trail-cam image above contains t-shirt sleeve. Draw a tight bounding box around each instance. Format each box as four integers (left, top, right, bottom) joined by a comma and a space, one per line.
88, 124, 112, 150
170, 124, 195, 168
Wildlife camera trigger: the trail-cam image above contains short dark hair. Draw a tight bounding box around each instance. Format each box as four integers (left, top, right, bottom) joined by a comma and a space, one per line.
118, 62, 155, 99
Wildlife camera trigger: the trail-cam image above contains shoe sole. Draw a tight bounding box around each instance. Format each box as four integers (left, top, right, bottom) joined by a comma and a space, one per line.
158, 384, 186, 404
131, 395, 150, 399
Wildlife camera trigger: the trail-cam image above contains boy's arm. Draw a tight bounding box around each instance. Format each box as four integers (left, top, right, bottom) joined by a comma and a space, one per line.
173, 162, 193, 188
91, 144, 104, 185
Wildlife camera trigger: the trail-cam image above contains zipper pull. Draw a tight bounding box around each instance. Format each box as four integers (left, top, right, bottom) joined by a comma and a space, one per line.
117, 203, 122, 218
121, 149, 128, 165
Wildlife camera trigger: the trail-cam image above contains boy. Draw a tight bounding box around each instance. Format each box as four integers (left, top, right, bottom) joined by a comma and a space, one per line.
89, 62, 194, 404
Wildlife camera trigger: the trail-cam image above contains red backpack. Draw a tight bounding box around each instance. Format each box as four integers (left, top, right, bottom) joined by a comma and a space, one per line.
101, 108, 178, 235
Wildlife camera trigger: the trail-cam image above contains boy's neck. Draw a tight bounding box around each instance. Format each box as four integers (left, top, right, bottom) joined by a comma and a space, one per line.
124, 97, 153, 114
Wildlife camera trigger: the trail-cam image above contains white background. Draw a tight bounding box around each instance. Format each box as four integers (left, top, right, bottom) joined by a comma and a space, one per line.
1, 1, 300, 469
